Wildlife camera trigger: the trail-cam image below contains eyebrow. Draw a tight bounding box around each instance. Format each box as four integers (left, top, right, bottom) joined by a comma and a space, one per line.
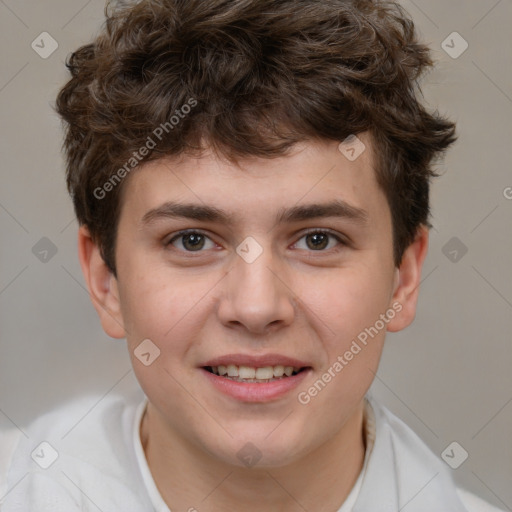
141, 199, 368, 227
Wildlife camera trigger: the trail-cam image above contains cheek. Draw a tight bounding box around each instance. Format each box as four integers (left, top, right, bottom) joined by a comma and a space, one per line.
117, 262, 219, 353
119, 271, 210, 404
118, 276, 176, 341
294, 265, 391, 428
306, 263, 393, 347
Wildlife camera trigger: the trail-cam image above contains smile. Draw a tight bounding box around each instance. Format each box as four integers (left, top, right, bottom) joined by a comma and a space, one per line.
201, 363, 311, 402
205, 365, 304, 383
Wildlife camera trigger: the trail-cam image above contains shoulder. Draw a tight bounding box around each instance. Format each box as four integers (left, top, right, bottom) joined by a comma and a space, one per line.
456, 487, 506, 512
0, 385, 150, 511
356, 397, 506, 512
0, 426, 23, 503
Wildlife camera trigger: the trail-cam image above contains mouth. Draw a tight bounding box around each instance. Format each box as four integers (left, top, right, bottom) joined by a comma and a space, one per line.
203, 364, 308, 383
199, 355, 312, 402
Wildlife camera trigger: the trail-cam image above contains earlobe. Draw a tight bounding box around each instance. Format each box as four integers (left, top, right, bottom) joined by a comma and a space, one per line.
386, 226, 429, 333
77, 226, 126, 339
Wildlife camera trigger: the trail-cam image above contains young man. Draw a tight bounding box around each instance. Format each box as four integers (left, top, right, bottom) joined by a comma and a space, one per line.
0, 0, 505, 510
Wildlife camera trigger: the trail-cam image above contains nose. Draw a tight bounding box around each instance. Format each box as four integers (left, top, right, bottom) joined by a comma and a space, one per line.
217, 244, 296, 335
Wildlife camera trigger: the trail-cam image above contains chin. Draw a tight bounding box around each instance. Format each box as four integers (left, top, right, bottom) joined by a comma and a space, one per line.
205, 431, 305, 469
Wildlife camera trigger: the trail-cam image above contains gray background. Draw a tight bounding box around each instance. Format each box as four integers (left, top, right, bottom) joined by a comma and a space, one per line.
0, 0, 511, 508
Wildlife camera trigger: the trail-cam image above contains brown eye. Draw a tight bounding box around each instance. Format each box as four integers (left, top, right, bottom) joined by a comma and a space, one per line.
305, 232, 329, 250
168, 231, 215, 252
293, 230, 345, 252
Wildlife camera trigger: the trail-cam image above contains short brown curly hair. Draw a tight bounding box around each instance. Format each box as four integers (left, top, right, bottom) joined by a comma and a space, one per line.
56, 0, 456, 274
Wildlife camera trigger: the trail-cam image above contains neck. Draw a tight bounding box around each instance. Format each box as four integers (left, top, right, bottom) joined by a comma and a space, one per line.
140, 402, 366, 512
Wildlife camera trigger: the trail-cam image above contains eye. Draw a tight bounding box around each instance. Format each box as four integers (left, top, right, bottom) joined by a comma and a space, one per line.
165, 228, 346, 254
167, 230, 217, 252
293, 229, 346, 252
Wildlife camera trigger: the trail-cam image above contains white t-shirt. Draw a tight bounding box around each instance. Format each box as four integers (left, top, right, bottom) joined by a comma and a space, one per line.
0, 385, 504, 511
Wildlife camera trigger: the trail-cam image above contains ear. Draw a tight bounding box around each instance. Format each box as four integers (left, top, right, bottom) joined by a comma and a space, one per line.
77, 225, 126, 339
386, 225, 429, 332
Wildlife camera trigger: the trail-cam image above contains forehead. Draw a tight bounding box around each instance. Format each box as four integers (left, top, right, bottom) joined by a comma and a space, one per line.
118, 135, 389, 230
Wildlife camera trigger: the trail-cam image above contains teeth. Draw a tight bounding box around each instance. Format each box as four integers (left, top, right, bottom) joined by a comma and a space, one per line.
227, 364, 238, 377
284, 366, 293, 377
238, 366, 256, 379
273, 365, 284, 377
255, 366, 274, 379
209, 364, 301, 380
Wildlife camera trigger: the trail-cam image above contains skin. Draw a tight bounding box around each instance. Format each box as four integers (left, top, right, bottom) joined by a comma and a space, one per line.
78, 134, 428, 511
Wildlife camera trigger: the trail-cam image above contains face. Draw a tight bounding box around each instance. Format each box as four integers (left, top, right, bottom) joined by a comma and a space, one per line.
82, 135, 426, 468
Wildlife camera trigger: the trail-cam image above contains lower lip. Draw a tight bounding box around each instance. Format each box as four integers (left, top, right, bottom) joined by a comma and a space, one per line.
200, 368, 311, 402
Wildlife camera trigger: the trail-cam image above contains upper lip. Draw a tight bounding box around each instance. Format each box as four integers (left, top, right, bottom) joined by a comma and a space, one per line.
201, 353, 311, 369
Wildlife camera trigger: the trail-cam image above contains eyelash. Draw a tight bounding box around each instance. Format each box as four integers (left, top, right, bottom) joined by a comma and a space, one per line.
166, 228, 348, 255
